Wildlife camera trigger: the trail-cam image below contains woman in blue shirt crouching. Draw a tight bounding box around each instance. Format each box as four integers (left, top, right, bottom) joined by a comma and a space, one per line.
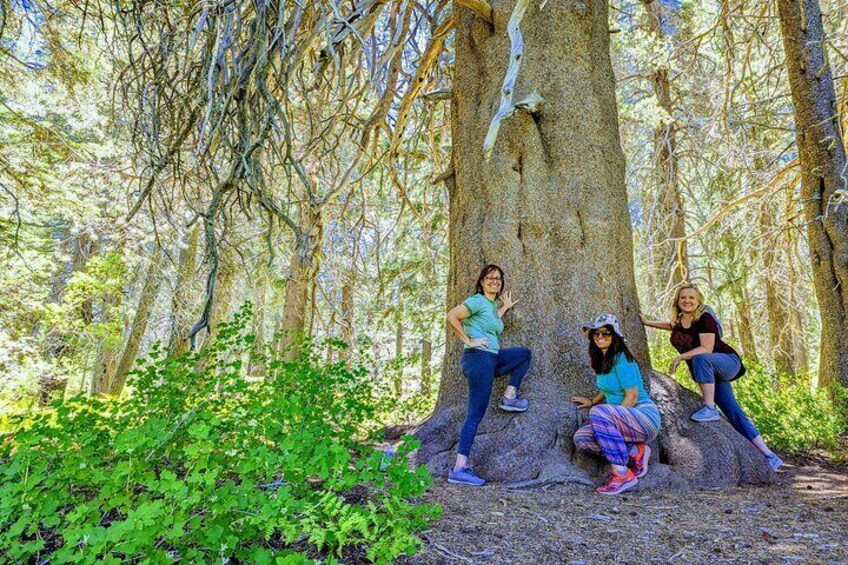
571, 313, 661, 495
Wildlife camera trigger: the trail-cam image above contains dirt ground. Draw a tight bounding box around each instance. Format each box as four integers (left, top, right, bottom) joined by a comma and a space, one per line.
401, 457, 848, 565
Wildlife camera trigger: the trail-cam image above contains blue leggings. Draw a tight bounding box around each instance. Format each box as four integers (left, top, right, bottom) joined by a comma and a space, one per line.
690, 353, 759, 441
457, 347, 531, 457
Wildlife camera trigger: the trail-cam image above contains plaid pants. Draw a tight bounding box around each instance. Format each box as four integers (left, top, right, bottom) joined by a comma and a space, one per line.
573, 404, 659, 466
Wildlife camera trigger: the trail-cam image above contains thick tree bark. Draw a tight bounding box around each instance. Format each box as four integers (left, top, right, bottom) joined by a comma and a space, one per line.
109, 245, 164, 396
415, 1, 774, 487
777, 0, 848, 390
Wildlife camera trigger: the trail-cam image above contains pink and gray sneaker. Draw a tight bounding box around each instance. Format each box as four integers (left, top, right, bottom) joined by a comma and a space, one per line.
596, 469, 638, 495
629, 444, 652, 478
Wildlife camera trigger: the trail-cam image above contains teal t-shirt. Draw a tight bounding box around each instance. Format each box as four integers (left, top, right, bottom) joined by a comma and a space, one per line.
462, 294, 504, 354
596, 353, 661, 429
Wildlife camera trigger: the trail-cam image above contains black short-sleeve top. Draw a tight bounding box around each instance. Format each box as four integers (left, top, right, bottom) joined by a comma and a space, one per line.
670, 312, 738, 357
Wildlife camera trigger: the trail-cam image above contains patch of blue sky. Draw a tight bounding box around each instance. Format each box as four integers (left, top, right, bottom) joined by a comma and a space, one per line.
9, 0, 48, 69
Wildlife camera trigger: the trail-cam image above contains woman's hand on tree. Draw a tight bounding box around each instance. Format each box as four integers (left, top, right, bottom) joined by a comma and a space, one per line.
467, 337, 490, 349
571, 395, 593, 409
639, 313, 648, 325
669, 356, 683, 374
499, 291, 518, 312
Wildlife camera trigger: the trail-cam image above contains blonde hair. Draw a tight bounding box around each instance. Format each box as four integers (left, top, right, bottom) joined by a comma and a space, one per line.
670, 283, 707, 326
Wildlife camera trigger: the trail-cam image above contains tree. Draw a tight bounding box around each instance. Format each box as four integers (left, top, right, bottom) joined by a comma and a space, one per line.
777, 0, 848, 390
415, 0, 774, 487
640, 0, 689, 302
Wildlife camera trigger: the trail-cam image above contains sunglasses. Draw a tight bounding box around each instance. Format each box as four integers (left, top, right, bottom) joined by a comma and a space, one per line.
592, 330, 613, 338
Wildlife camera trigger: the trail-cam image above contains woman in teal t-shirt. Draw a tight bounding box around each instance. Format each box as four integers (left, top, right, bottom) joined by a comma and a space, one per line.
444, 264, 532, 486
571, 313, 661, 495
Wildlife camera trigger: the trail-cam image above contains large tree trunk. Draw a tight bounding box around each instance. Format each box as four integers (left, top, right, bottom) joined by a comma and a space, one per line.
415, 1, 774, 487
777, 0, 848, 391
108, 245, 165, 396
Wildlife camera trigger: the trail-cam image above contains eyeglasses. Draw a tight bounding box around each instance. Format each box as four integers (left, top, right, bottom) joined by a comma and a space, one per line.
593, 331, 613, 338
484, 276, 502, 282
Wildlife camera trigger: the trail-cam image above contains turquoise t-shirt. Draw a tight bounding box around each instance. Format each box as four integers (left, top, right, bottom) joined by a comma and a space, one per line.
596, 353, 661, 428
462, 294, 504, 354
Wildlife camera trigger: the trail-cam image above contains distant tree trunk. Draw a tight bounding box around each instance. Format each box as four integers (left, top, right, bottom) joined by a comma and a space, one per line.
420, 271, 434, 396
168, 226, 200, 356
642, 0, 688, 301
759, 201, 795, 375
108, 245, 164, 396
785, 182, 810, 376
203, 248, 236, 348
788, 249, 809, 376
252, 269, 270, 346
778, 0, 848, 390
394, 321, 404, 397
415, 1, 773, 487
720, 230, 760, 364
42, 231, 97, 403
340, 271, 355, 359
731, 282, 759, 364
90, 341, 120, 395
420, 335, 433, 396
276, 203, 322, 358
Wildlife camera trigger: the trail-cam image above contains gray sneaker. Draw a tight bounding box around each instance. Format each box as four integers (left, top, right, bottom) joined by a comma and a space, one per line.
447, 467, 486, 486
499, 394, 529, 412
691, 404, 720, 422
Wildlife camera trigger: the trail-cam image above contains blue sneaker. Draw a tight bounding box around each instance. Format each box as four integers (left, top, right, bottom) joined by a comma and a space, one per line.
499, 394, 529, 412
447, 467, 485, 486
691, 404, 720, 422
766, 453, 784, 471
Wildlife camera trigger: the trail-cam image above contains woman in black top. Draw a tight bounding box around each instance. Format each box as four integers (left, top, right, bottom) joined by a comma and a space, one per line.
641, 283, 782, 471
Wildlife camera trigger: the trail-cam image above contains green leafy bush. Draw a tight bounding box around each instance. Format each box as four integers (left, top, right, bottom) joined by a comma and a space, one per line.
653, 346, 846, 455
733, 364, 847, 455
0, 306, 440, 563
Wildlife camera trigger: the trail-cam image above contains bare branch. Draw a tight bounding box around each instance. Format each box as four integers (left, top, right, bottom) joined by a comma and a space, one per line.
483, 0, 530, 161
390, 13, 455, 156
455, 0, 493, 23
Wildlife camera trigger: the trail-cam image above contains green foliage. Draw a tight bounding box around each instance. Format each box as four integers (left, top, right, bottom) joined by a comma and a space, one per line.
0, 306, 440, 563
732, 366, 847, 456
654, 346, 847, 455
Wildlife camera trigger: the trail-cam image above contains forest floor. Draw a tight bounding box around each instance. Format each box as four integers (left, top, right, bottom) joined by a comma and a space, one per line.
402, 453, 848, 565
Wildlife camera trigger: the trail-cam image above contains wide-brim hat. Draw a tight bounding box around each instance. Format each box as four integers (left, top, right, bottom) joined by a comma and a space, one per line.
582, 313, 624, 338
